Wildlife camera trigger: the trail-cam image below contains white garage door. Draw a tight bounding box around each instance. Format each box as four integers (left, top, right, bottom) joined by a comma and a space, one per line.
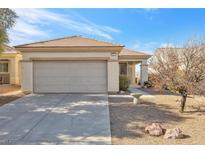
33, 61, 107, 93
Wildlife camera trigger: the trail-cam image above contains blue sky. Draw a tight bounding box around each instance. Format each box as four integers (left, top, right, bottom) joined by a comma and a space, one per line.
9, 8, 205, 54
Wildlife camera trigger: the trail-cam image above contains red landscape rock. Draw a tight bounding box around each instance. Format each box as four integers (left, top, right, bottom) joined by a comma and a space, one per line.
164, 128, 184, 139
145, 123, 164, 136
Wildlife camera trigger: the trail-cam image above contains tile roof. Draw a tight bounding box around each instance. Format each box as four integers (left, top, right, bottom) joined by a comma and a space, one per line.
13, 35, 151, 59
119, 48, 152, 58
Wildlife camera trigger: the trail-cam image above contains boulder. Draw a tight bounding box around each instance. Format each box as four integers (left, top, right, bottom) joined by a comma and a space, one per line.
145, 123, 164, 136
164, 128, 184, 139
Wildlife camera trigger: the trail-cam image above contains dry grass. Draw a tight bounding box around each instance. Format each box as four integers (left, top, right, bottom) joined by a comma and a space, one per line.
109, 91, 205, 144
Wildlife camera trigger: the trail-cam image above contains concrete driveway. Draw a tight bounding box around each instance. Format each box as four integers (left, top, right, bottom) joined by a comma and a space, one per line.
0, 94, 111, 145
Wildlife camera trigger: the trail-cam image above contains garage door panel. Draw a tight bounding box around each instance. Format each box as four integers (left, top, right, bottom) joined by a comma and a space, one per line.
35, 77, 107, 85
34, 70, 106, 77
34, 84, 107, 93
34, 72, 106, 77
33, 61, 107, 93
34, 66, 106, 77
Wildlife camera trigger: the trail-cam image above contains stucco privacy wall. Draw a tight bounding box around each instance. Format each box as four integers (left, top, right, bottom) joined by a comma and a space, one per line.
21, 50, 119, 93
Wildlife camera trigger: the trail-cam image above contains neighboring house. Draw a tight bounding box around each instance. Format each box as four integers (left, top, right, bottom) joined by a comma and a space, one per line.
0, 45, 22, 85
10, 36, 151, 93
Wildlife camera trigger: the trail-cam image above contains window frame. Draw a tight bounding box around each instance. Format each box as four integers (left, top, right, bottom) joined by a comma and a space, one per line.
0, 62, 9, 73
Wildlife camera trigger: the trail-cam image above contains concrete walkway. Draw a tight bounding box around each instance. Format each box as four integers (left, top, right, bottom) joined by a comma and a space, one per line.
0, 94, 111, 145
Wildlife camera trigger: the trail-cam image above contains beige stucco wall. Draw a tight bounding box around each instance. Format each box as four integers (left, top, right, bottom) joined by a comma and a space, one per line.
15, 54, 22, 85
131, 62, 136, 84
0, 53, 22, 85
20, 50, 119, 93
22, 51, 118, 61
9, 58, 15, 84
21, 61, 33, 92
107, 61, 119, 92
140, 60, 148, 85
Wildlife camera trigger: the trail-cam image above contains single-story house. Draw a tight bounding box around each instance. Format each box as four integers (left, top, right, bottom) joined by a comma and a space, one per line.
0, 45, 22, 85
1, 36, 151, 93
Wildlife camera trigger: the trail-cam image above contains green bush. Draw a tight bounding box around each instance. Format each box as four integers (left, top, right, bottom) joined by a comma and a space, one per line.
119, 75, 130, 91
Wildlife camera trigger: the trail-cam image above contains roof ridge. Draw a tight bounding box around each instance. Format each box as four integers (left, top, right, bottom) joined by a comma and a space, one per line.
77, 35, 123, 46
14, 35, 80, 47
124, 48, 152, 55
14, 35, 124, 47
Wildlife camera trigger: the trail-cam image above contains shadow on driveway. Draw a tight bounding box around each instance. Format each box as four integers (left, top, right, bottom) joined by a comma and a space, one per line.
0, 94, 111, 145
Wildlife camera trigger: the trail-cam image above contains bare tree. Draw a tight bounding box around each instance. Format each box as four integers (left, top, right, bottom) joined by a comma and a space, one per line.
150, 38, 205, 112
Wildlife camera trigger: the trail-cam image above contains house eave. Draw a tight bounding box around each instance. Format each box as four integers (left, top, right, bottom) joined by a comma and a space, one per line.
0, 53, 18, 58
15, 46, 124, 53
119, 55, 152, 60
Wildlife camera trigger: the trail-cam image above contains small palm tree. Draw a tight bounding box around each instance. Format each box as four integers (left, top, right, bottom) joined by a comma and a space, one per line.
0, 8, 17, 53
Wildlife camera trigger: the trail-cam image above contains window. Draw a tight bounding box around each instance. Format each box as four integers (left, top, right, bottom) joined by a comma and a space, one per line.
0, 63, 8, 73
119, 63, 127, 75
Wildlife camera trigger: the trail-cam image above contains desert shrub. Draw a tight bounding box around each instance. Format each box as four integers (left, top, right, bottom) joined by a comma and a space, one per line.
119, 75, 130, 91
